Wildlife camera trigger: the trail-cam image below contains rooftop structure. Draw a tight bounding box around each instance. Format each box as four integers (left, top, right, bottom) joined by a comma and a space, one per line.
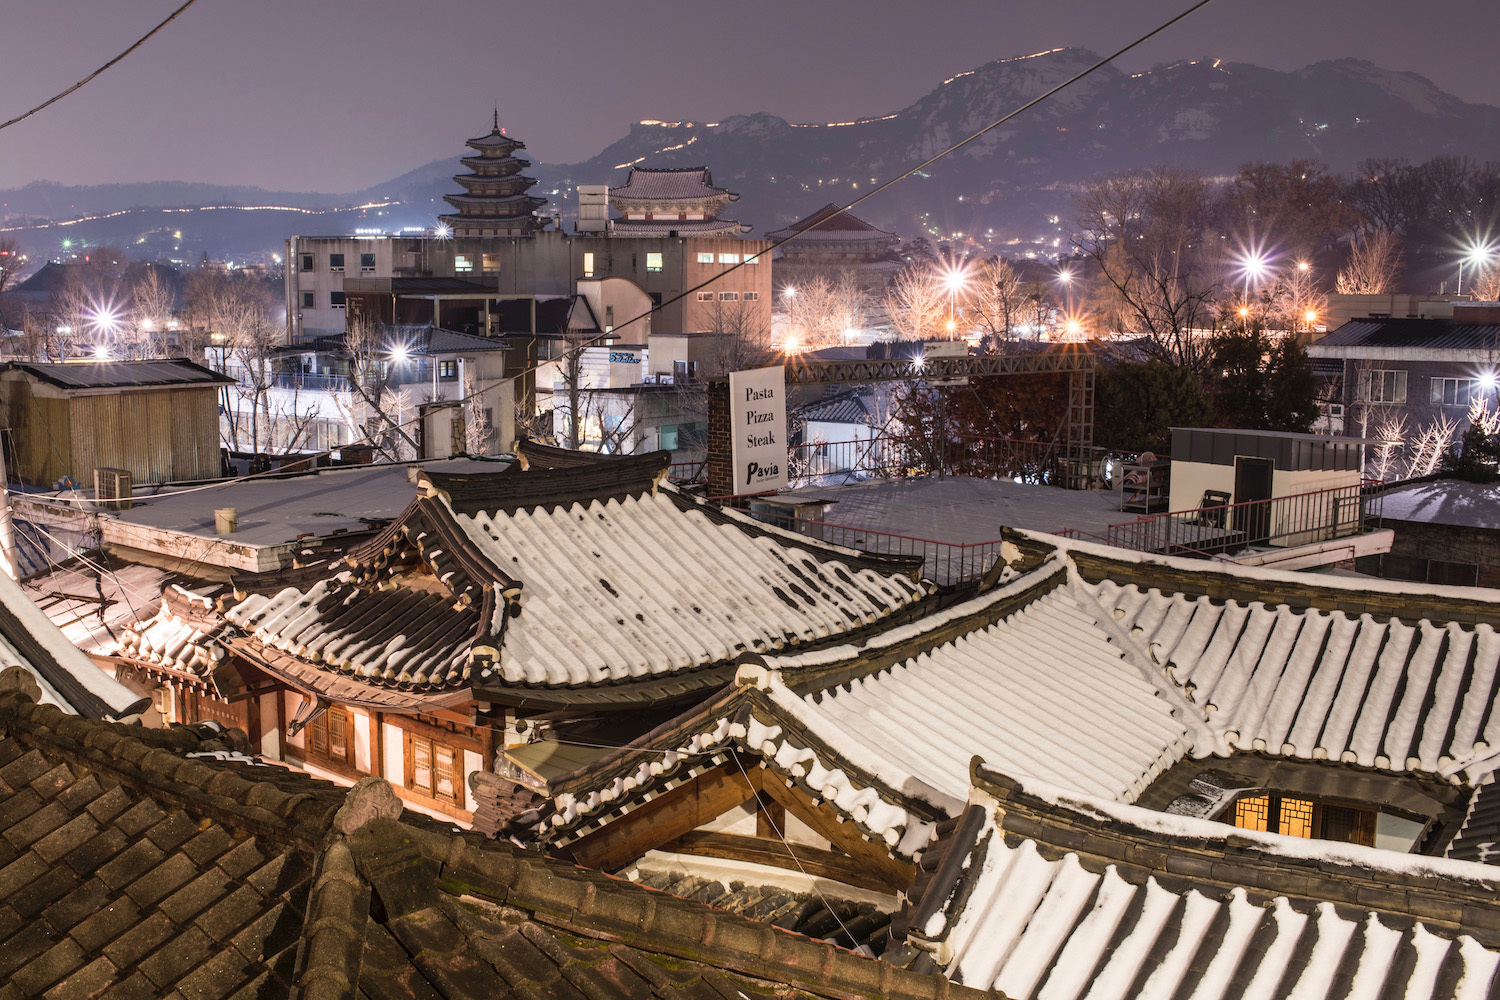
766, 203, 899, 263
469, 533, 1500, 998
438, 114, 548, 237
0, 685, 977, 1000
607, 167, 749, 238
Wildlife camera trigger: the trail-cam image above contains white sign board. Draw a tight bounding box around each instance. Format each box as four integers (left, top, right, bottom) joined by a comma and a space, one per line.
729, 365, 788, 493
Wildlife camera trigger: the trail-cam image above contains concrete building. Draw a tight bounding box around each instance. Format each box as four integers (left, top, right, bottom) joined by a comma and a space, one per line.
285, 229, 771, 345
1307, 302, 1500, 443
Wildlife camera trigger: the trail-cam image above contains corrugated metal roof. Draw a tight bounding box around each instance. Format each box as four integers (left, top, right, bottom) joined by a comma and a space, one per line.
1317, 318, 1500, 350
7, 359, 232, 390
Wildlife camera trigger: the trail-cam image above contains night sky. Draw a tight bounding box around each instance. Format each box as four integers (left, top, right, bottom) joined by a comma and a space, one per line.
2, 0, 1498, 193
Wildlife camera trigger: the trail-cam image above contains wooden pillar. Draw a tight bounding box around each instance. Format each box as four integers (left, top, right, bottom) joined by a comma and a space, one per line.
373, 711, 384, 779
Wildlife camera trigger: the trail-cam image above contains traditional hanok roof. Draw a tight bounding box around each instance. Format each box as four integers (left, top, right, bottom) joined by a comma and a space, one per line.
0, 682, 984, 1000
0, 562, 147, 719
609, 167, 733, 202
1450, 777, 1500, 864
206, 453, 931, 712
766, 203, 899, 242
493, 534, 1500, 870
5, 358, 233, 391
898, 761, 1500, 1000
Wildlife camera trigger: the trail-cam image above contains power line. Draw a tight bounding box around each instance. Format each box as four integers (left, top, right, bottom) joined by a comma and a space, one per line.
17, 0, 1221, 513
414, 0, 1220, 423
0, 0, 201, 133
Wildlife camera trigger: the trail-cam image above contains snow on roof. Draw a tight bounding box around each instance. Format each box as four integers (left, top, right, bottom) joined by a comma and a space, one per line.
1378, 478, 1500, 528
457, 487, 929, 687
0, 567, 147, 719
1091, 576, 1500, 782
915, 787, 1500, 1000
758, 572, 1191, 804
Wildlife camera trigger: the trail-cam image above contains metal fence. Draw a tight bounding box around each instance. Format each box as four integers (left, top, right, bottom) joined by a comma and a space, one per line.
1103, 480, 1381, 557
782, 516, 1003, 588
785, 432, 1073, 486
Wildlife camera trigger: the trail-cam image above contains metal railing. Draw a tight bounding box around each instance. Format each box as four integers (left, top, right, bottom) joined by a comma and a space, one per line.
1103, 480, 1382, 557
781, 515, 1004, 588
668, 458, 707, 484
787, 432, 1074, 486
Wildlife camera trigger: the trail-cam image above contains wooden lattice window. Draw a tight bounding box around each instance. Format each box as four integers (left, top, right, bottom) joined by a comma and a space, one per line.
306, 707, 353, 768
1230, 794, 1375, 847
405, 732, 464, 806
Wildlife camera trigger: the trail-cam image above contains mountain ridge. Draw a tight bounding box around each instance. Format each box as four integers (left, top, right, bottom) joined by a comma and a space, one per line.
5, 48, 1499, 258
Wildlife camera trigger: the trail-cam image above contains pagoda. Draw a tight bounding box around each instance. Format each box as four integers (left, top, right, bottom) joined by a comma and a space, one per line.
607, 166, 749, 237
438, 113, 548, 237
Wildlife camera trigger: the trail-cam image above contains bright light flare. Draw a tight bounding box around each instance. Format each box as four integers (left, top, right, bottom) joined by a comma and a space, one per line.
782, 336, 799, 354
92, 345, 110, 360
1238, 306, 1250, 318
389, 344, 410, 363
940, 263, 970, 293
1479, 370, 1498, 391
1304, 309, 1318, 325
87, 304, 123, 335
1065, 319, 1083, 337
945, 319, 957, 333
781, 285, 796, 300
1296, 260, 1310, 272
433, 223, 453, 240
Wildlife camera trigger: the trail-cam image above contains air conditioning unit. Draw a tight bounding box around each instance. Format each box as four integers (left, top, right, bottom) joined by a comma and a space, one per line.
94, 468, 133, 510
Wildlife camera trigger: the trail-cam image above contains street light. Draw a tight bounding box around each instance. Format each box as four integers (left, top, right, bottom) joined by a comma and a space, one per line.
781, 285, 796, 300
1457, 241, 1497, 295
940, 262, 970, 338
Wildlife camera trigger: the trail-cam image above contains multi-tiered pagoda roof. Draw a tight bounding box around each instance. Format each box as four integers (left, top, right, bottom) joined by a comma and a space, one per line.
438, 113, 548, 237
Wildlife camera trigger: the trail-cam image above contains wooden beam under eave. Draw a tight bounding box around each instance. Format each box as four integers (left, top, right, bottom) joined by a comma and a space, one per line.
563, 760, 759, 872
659, 830, 902, 896
756, 771, 917, 891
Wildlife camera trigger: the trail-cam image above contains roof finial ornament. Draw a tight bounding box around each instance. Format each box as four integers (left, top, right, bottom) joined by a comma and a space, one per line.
493, 107, 500, 132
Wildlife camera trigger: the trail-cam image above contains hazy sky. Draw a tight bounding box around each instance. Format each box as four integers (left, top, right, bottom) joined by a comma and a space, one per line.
2, 0, 1498, 192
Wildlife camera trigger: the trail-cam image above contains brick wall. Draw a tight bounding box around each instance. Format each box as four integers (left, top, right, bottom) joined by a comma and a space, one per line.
707, 378, 732, 498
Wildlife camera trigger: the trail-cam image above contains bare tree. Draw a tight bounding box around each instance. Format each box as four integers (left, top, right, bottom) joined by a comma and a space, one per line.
0, 238, 20, 296
706, 297, 777, 375
1471, 262, 1500, 302
129, 266, 176, 357
341, 309, 419, 460
1336, 228, 1403, 294
883, 265, 946, 342
1072, 167, 1224, 367
785, 271, 866, 348
969, 257, 1022, 346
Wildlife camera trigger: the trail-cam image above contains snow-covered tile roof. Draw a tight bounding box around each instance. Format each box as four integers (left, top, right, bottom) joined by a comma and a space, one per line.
908, 778, 1500, 1000
0, 569, 146, 719
760, 577, 1190, 804
462, 489, 927, 687
1091, 578, 1500, 781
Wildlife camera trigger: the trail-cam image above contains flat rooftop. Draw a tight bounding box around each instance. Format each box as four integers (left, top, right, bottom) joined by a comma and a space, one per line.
777, 476, 1131, 545
1379, 479, 1500, 529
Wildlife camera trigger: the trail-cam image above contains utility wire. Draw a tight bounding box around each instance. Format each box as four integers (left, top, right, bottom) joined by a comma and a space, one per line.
414, 0, 1220, 424
17, 1, 1220, 509
0, 0, 201, 133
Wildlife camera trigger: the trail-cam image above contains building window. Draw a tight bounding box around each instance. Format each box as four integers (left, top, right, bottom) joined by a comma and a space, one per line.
744, 253, 759, 264
1229, 793, 1376, 846
674, 360, 699, 381
697, 252, 715, 263
330, 292, 346, 310
646, 252, 664, 272
360, 252, 376, 272
306, 706, 353, 768
482, 253, 500, 273
1359, 369, 1406, 403
659, 424, 679, 450
1431, 377, 1483, 406
582, 251, 595, 278
455, 254, 473, 273
743, 291, 760, 301
404, 731, 463, 806
718, 253, 740, 264
605, 306, 614, 333
301, 291, 314, 309
719, 291, 739, 301
300, 254, 314, 272
438, 359, 457, 381
329, 253, 345, 272
696, 291, 715, 301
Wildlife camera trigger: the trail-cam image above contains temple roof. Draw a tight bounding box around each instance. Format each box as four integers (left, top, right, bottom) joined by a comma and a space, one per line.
609, 166, 734, 202
766, 203, 898, 241
608, 218, 750, 236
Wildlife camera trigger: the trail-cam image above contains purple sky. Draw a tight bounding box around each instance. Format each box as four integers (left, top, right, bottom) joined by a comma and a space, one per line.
2, 0, 1497, 193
